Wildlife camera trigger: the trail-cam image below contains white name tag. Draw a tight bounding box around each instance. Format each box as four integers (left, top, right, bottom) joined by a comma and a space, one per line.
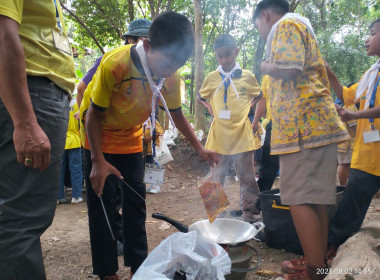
143, 164, 165, 186
52, 29, 72, 55
363, 129, 380, 143
219, 110, 231, 119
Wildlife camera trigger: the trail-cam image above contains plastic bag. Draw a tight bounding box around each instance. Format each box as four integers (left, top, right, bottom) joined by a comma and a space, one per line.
156, 136, 173, 166
198, 169, 230, 224
133, 231, 231, 280
164, 129, 177, 146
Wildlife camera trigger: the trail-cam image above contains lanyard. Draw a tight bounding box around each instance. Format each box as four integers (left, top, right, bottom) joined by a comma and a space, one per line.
369, 75, 380, 129
220, 73, 233, 109
53, 0, 62, 33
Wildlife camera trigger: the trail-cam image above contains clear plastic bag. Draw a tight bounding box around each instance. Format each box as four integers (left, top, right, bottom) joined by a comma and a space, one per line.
133, 231, 231, 280
198, 169, 230, 223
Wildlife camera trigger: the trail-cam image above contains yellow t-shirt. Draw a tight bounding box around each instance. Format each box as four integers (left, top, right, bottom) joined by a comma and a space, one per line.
267, 18, 348, 155
199, 69, 261, 155
337, 101, 357, 154
65, 101, 81, 150
261, 75, 272, 121
80, 44, 181, 154
0, 0, 76, 95
343, 74, 380, 176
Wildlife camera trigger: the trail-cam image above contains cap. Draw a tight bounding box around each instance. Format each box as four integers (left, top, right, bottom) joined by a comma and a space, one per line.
122, 18, 152, 39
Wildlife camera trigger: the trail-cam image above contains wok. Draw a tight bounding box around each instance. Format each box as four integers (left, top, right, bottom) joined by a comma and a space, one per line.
152, 213, 265, 245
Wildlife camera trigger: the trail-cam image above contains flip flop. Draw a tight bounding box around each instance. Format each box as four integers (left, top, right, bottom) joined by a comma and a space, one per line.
282, 256, 307, 273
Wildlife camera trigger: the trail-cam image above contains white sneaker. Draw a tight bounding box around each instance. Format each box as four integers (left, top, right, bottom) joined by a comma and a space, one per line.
71, 197, 83, 204
148, 185, 161, 194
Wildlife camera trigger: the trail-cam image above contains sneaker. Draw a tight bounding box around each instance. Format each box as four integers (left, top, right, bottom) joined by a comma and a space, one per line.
146, 184, 153, 192
57, 198, 68, 204
71, 197, 83, 204
148, 185, 161, 193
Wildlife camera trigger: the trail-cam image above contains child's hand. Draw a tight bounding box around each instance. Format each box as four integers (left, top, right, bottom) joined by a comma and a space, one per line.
73, 111, 80, 120
90, 159, 123, 197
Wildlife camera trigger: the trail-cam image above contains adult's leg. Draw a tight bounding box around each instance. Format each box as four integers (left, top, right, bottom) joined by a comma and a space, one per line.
216, 154, 232, 187
234, 151, 260, 222
68, 148, 83, 199
58, 150, 69, 200
0, 78, 69, 280
329, 169, 380, 247
84, 149, 120, 278
116, 153, 147, 274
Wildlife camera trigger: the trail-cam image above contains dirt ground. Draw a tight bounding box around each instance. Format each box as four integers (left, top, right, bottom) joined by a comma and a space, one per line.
42, 136, 380, 280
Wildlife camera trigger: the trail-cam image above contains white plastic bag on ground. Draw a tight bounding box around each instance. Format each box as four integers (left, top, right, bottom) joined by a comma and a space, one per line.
164, 128, 177, 146
133, 231, 231, 280
195, 130, 204, 142
156, 136, 173, 166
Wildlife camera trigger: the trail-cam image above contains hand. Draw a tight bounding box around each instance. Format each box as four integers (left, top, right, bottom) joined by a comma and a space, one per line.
197, 147, 219, 166
73, 111, 80, 120
206, 105, 214, 118
90, 159, 123, 197
252, 121, 259, 134
335, 104, 357, 122
13, 122, 51, 170
143, 136, 152, 143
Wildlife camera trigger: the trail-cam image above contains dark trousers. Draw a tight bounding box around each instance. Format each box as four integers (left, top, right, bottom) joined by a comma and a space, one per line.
257, 121, 279, 193
84, 149, 147, 277
329, 168, 380, 247
0, 76, 69, 280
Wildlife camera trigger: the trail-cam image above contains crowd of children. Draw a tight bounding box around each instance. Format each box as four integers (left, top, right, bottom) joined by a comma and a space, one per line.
43, 3, 380, 280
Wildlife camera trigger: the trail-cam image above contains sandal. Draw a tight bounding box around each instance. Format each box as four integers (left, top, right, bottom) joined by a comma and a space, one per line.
282, 256, 307, 273
284, 270, 311, 280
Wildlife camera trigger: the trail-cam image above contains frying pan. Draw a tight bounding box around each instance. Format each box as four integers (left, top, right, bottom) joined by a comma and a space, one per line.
152, 213, 265, 245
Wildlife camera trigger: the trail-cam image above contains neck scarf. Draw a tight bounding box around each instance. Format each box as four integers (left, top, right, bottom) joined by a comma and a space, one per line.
355, 60, 380, 109
265, 13, 316, 60
215, 62, 241, 99
135, 41, 175, 136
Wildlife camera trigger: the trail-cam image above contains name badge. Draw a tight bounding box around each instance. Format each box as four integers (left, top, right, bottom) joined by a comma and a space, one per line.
219, 110, 231, 119
143, 164, 165, 186
363, 128, 380, 143
52, 29, 72, 55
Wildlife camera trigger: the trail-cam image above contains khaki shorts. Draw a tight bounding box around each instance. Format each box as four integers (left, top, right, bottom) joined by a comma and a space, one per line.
337, 150, 352, 165
279, 143, 338, 205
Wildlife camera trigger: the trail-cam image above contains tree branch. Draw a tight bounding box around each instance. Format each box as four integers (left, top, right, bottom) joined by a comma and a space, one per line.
60, 0, 105, 54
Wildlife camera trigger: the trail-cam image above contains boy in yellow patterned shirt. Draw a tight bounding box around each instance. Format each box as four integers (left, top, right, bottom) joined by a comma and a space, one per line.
198, 34, 262, 223
81, 12, 218, 280
254, 0, 348, 279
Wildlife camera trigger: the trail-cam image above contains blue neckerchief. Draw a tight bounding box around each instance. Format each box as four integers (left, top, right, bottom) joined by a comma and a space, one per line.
220, 72, 237, 109
369, 75, 380, 129
53, 0, 61, 30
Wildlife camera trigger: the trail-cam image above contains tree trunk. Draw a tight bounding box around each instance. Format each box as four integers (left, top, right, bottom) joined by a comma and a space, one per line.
253, 37, 265, 82
193, 0, 205, 131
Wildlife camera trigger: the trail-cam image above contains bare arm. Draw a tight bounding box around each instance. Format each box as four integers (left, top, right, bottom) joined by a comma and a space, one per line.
337, 105, 380, 122
251, 97, 267, 133
76, 80, 87, 108
86, 105, 122, 196
197, 93, 214, 117
0, 16, 50, 170
170, 109, 218, 165
261, 61, 302, 81
324, 60, 344, 101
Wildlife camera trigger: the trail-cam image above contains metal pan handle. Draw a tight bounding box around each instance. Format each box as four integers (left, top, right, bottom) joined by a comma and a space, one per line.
250, 222, 265, 242
152, 213, 189, 233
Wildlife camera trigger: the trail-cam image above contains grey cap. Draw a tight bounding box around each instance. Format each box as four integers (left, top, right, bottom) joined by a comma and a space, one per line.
122, 18, 152, 39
